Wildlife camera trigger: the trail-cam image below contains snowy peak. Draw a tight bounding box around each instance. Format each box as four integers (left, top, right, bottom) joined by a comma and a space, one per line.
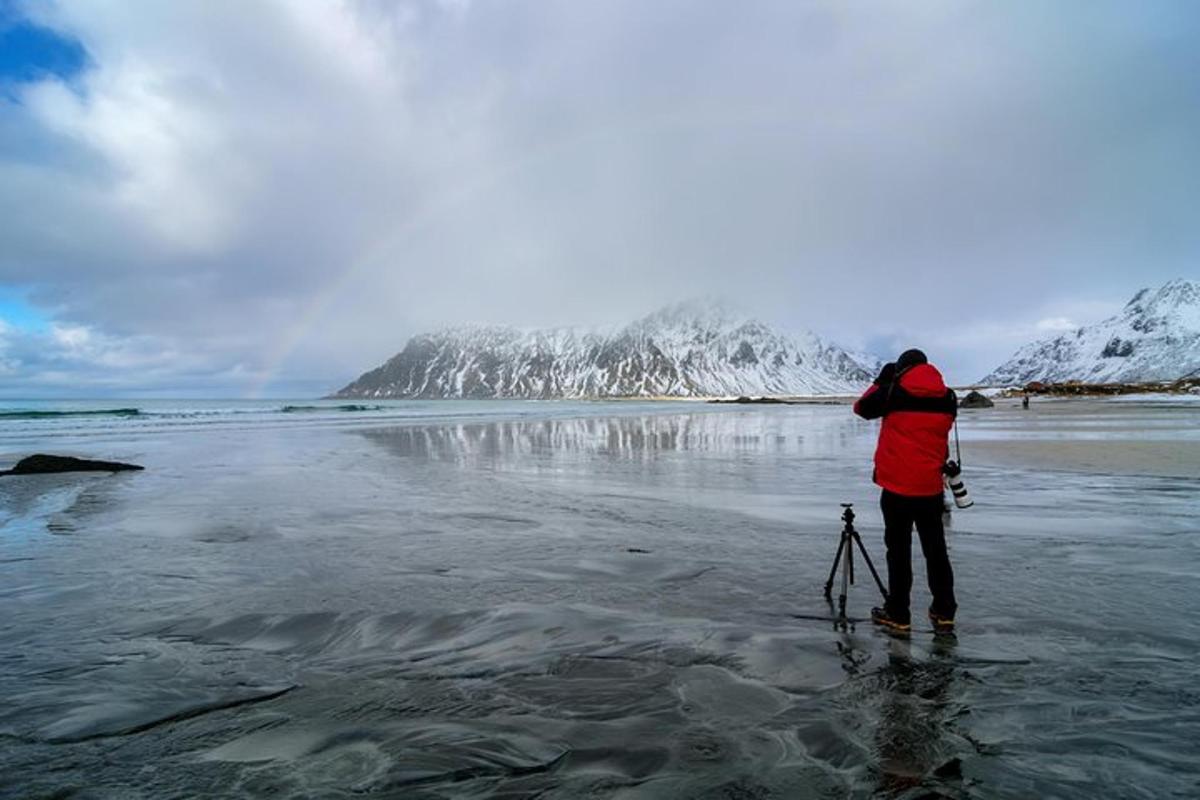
982, 279, 1200, 385
334, 303, 880, 399
635, 297, 737, 328
1122, 278, 1200, 327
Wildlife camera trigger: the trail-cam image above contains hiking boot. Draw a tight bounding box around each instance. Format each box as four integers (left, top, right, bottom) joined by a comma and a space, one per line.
928, 611, 956, 635
871, 607, 911, 635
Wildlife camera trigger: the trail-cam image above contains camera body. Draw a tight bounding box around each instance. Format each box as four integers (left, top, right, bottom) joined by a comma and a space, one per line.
942, 460, 973, 508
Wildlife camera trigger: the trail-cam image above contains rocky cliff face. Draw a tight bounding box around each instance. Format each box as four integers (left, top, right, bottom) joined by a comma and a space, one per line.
981, 279, 1200, 385
334, 302, 880, 398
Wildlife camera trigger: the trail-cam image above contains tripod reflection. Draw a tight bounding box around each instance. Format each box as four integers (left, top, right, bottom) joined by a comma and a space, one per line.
874, 636, 966, 797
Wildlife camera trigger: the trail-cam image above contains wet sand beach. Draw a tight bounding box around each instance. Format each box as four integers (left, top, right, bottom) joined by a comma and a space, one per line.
962, 397, 1200, 479
1, 399, 1197, 798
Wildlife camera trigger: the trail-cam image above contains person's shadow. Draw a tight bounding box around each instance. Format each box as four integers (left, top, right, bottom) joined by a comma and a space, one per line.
873, 635, 967, 798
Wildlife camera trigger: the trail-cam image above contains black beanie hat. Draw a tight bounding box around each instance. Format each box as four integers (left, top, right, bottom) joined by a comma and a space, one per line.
896, 349, 928, 370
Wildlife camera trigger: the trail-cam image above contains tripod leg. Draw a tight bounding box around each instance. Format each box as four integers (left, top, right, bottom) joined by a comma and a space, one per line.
839, 537, 850, 620
823, 534, 847, 599
848, 537, 855, 586
852, 531, 889, 601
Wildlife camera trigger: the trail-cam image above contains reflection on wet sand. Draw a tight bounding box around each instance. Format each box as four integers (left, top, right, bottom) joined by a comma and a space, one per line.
358, 408, 867, 463
873, 637, 965, 798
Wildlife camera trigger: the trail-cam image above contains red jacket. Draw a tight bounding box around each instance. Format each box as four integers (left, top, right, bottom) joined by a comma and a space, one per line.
853, 363, 957, 497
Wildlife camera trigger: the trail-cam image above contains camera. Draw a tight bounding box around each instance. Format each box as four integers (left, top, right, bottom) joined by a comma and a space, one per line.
942, 460, 973, 508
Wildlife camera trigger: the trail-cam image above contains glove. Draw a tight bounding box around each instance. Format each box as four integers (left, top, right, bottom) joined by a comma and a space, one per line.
874, 362, 896, 386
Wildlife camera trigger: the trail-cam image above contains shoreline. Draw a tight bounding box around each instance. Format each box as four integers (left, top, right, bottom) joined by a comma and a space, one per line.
982, 377, 1200, 398
329, 381, 1200, 404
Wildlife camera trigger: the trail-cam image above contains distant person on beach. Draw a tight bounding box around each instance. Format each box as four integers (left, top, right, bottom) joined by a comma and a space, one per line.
853, 349, 958, 635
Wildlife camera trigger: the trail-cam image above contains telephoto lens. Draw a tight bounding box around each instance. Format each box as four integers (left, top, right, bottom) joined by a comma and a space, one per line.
943, 460, 974, 509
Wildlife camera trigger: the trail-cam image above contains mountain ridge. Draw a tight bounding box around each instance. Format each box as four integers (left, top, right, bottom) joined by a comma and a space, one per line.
981, 279, 1200, 385
333, 301, 881, 399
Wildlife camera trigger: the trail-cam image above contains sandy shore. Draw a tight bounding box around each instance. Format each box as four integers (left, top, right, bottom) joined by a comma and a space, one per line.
616, 392, 1200, 478
628, 394, 1199, 480
958, 398, 1199, 478
966, 438, 1199, 478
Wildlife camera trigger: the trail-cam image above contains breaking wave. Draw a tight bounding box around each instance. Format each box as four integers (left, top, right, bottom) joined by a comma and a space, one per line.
0, 405, 390, 422
0, 408, 142, 420
279, 404, 385, 413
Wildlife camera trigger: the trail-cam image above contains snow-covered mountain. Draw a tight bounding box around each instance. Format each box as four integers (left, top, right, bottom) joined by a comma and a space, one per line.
333, 302, 881, 398
981, 279, 1200, 385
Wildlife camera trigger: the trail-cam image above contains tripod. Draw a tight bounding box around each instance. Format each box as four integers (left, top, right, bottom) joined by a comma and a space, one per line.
823, 503, 888, 628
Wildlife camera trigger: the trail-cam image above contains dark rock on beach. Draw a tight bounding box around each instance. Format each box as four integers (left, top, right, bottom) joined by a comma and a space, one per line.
959, 391, 995, 409
708, 396, 797, 405
1, 454, 145, 476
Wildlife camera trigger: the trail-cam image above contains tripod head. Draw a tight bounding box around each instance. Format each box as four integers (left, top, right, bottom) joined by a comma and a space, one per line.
840, 503, 855, 525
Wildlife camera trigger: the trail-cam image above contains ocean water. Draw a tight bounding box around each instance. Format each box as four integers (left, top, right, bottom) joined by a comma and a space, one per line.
1, 398, 1198, 798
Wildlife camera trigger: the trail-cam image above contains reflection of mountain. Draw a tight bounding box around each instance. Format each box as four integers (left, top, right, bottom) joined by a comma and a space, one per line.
355, 408, 874, 520
335, 301, 879, 399
356, 408, 866, 466
982, 279, 1200, 384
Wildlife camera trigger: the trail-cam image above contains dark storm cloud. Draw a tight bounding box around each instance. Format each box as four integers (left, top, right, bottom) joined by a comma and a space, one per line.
1, 0, 1198, 394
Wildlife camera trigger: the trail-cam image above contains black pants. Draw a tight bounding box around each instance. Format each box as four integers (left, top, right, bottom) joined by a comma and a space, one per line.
880, 489, 957, 623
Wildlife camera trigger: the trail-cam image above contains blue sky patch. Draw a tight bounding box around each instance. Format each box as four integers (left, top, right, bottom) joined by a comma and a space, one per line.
0, 10, 87, 86
0, 288, 51, 331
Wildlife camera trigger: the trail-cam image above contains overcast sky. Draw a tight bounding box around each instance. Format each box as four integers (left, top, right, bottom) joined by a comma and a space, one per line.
1, 1, 1198, 397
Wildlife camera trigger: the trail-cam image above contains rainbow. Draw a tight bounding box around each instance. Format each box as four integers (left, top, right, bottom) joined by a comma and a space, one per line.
247, 104, 779, 397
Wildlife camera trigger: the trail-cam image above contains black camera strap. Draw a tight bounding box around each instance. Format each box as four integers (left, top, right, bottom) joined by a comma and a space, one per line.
884, 364, 914, 410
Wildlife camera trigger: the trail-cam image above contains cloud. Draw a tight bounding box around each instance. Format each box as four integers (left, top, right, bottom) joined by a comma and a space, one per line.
0, 319, 172, 390
1035, 317, 1079, 333
864, 294, 1129, 383
1, 0, 1198, 394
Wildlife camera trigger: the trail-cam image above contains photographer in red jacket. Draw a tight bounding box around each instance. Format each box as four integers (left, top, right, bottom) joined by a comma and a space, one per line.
853, 348, 957, 635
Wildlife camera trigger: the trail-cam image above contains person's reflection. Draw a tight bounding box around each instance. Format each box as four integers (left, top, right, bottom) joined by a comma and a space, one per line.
873, 636, 963, 797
